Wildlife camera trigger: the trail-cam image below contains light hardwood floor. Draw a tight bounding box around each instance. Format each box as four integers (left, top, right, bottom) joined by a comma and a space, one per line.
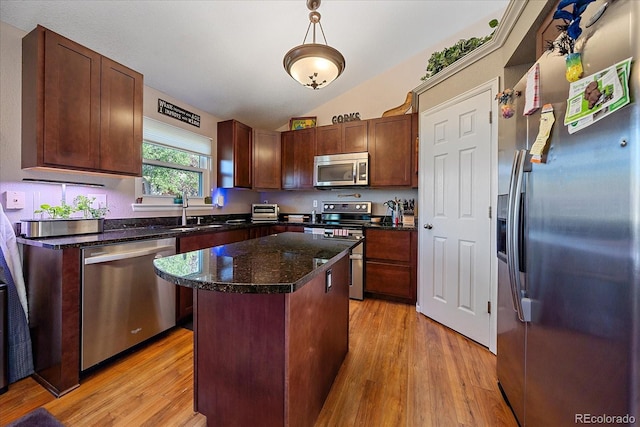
0, 299, 517, 426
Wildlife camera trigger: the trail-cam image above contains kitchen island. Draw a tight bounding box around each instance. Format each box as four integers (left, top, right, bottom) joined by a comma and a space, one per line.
153, 232, 358, 427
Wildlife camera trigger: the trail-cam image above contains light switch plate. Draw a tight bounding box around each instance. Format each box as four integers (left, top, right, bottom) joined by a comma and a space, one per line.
4, 191, 25, 209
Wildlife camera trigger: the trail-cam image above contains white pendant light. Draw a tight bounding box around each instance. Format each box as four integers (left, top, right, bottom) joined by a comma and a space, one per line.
283, 0, 345, 90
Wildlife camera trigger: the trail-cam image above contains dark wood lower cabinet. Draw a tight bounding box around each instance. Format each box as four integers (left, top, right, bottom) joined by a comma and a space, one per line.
176, 229, 249, 322
249, 224, 272, 239
270, 224, 304, 234
364, 228, 417, 304
194, 254, 349, 426
22, 246, 80, 397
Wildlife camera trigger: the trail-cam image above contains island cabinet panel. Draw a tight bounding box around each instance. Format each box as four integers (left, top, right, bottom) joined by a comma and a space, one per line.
217, 119, 253, 188
368, 113, 417, 187
281, 128, 316, 189
316, 121, 368, 155
22, 246, 81, 397
22, 25, 143, 176
364, 228, 417, 304
194, 255, 349, 427
253, 129, 281, 190
176, 229, 249, 322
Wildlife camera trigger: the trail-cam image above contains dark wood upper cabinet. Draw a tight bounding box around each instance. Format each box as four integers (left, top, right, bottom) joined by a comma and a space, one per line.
22, 25, 143, 176
281, 128, 316, 190
368, 114, 417, 187
217, 119, 253, 188
315, 121, 367, 155
99, 57, 144, 175
253, 128, 281, 190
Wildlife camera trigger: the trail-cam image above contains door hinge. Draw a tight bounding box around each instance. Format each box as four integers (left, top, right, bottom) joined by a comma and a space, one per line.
489, 206, 492, 219
489, 110, 492, 124
487, 301, 492, 314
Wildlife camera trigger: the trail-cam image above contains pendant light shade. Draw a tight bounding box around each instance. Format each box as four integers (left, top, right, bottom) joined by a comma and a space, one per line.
283, 0, 345, 90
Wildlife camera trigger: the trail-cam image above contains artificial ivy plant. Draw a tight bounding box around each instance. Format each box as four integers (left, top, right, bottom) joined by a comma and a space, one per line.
420, 19, 499, 81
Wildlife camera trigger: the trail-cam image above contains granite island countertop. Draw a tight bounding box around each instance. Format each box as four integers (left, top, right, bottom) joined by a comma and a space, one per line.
153, 232, 360, 294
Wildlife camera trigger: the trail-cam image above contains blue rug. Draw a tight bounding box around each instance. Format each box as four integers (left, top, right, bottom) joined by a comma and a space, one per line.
6, 408, 64, 427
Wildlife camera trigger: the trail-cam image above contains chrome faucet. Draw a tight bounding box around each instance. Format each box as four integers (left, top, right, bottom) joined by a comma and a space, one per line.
181, 192, 188, 226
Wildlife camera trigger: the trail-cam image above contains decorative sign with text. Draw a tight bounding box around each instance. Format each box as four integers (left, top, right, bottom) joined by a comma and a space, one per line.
332, 112, 361, 124
158, 99, 201, 128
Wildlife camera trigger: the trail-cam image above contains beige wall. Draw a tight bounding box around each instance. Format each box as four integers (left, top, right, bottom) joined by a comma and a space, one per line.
417, 0, 552, 112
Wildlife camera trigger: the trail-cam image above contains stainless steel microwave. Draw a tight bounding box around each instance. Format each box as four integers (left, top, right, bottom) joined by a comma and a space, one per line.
313, 152, 369, 188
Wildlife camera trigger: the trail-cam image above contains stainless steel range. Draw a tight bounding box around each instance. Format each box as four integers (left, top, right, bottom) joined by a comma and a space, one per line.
320, 201, 371, 226
311, 201, 371, 300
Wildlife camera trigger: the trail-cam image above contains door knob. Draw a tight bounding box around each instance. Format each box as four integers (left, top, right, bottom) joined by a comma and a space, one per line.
424, 224, 433, 229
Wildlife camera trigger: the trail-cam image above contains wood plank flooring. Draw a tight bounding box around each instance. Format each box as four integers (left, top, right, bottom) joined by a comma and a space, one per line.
0, 299, 517, 427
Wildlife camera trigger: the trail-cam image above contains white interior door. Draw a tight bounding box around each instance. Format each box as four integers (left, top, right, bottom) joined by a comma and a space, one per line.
418, 83, 494, 347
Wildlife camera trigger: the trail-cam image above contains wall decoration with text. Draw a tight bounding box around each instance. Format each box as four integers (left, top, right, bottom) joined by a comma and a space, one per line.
158, 99, 201, 128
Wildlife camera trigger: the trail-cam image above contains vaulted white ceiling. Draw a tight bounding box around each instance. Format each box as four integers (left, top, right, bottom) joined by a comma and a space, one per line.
0, 0, 508, 130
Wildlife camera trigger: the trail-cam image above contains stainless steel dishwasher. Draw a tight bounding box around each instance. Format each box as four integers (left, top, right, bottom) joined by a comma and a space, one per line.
81, 238, 176, 371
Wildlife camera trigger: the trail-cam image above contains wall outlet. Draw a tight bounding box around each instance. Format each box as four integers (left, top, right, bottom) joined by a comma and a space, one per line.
313, 200, 318, 208
4, 191, 25, 209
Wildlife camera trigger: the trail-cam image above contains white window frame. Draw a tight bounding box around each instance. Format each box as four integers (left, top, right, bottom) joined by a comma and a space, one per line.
136, 117, 213, 204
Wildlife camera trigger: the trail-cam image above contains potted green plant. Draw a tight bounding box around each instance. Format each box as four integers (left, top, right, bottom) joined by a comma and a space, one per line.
24, 196, 108, 238
73, 195, 109, 219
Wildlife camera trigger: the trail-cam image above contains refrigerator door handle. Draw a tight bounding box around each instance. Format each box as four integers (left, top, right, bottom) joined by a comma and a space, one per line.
507, 149, 528, 322
512, 149, 528, 322
506, 150, 521, 314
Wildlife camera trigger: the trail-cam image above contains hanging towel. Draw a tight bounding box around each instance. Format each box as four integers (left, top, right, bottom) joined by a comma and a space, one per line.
0, 204, 28, 319
0, 249, 34, 383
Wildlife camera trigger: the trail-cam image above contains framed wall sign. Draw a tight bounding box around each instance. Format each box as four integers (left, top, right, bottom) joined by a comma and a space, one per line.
158, 99, 201, 128
289, 117, 317, 130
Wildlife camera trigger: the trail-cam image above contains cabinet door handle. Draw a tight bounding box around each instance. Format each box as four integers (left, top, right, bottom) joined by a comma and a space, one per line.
424, 224, 433, 229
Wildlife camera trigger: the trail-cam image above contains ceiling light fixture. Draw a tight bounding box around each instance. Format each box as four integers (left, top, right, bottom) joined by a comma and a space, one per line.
283, 0, 346, 90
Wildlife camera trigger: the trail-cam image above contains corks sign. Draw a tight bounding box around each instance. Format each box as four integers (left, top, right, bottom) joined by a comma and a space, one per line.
158, 99, 201, 128
332, 112, 360, 124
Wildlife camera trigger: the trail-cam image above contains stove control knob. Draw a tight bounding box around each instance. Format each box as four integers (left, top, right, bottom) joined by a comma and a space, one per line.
355, 205, 360, 209
329, 205, 334, 209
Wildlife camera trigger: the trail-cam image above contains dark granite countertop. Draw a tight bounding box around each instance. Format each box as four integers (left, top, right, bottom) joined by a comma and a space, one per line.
153, 232, 360, 294
15, 218, 414, 250
15, 220, 276, 249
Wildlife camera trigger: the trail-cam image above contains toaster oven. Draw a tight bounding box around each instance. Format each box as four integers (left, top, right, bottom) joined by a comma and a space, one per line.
251, 203, 279, 222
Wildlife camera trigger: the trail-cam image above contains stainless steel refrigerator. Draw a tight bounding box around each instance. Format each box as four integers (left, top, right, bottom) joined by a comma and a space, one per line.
497, 0, 639, 425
